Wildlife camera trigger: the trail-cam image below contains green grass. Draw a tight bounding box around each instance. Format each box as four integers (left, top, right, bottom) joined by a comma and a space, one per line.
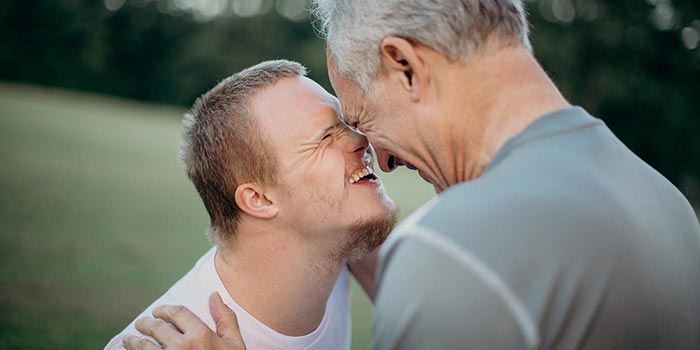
0, 82, 435, 350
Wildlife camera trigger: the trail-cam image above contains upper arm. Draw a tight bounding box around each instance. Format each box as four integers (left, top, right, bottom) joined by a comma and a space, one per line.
373, 232, 535, 350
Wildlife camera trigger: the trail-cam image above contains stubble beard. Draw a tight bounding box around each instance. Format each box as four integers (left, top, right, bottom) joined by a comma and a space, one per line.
332, 205, 399, 263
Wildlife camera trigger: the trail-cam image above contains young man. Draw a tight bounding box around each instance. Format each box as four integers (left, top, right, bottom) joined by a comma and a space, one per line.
129, 1, 700, 349
107, 60, 397, 350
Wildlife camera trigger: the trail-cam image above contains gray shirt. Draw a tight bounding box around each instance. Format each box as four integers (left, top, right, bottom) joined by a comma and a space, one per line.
373, 107, 700, 350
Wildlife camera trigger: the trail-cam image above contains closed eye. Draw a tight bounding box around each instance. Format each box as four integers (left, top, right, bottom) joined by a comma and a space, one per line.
322, 133, 332, 141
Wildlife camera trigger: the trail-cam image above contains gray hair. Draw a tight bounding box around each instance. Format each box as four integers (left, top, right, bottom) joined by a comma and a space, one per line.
311, 0, 531, 91
180, 60, 307, 246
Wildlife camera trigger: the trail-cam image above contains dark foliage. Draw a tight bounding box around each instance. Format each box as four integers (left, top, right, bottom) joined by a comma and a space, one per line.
1, 0, 698, 197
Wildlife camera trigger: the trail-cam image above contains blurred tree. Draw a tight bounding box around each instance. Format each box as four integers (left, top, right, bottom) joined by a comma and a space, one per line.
0, 0, 327, 105
0, 0, 698, 198
527, 0, 700, 199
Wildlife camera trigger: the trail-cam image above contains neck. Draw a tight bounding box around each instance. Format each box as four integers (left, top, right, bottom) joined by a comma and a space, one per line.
214, 222, 345, 336
426, 46, 570, 191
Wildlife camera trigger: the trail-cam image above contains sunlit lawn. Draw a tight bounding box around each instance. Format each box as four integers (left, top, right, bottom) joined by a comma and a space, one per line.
0, 82, 434, 350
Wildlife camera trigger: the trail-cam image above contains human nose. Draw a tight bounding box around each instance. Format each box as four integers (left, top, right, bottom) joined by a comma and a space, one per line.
343, 128, 369, 155
376, 150, 397, 173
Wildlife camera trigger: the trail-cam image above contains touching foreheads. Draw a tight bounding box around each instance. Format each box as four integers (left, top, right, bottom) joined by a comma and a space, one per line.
180, 60, 307, 246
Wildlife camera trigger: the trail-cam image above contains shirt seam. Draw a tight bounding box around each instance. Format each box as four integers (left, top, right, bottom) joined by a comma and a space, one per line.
487, 119, 602, 173
390, 223, 541, 349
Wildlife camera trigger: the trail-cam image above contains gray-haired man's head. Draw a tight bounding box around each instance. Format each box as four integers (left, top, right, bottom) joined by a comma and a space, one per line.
312, 0, 531, 91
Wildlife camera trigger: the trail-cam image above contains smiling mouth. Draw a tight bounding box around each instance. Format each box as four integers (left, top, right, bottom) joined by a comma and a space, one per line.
348, 166, 378, 184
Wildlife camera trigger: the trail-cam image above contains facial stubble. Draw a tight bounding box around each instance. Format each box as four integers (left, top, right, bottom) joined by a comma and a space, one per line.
333, 205, 399, 262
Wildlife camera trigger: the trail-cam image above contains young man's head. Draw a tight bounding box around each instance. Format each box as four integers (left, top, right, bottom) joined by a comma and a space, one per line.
312, 1, 535, 191
181, 60, 396, 260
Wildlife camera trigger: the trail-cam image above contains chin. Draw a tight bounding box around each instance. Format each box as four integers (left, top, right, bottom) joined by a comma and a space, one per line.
358, 186, 394, 210
336, 205, 399, 262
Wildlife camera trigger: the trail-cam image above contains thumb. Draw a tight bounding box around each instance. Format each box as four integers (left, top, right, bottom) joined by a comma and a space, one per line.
209, 292, 245, 344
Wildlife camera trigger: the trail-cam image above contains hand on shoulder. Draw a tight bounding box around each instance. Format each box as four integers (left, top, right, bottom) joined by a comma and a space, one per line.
122, 293, 246, 350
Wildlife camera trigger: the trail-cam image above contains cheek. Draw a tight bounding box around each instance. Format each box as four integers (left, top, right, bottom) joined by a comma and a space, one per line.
363, 108, 393, 145
368, 110, 406, 149
365, 129, 392, 155
302, 148, 346, 190
325, 150, 347, 185
298, 150, 348, 219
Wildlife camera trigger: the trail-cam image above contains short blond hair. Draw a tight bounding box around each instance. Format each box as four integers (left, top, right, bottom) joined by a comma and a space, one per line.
180, 60, 307, 245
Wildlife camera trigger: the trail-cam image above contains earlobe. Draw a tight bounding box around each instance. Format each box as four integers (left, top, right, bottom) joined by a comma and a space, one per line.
379, 36, 426, 102
234, 183, 279, 220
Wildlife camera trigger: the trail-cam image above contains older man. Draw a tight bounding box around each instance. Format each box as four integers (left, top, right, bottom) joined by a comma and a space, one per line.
109, 60, 396, 350
314, 0, 700, 349
129, 1, 700, 349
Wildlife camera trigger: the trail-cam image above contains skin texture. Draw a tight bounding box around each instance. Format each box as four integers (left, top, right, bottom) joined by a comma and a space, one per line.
123, 76, 396, 350
256, 76, 394, 245
327, 38, 570, 192
125, 34, 572, 350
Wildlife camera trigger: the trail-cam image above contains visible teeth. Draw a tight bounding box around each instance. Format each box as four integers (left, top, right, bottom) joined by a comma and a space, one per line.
348, 166, 375, 184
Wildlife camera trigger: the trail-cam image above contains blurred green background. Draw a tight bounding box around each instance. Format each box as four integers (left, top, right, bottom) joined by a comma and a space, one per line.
0, 1, 698, 349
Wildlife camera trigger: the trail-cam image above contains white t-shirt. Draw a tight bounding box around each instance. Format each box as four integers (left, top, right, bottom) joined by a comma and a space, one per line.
105, 247, 352, 350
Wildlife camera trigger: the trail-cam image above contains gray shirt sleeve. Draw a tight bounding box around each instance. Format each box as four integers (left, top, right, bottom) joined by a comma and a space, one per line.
372, 108, 700, 349
373, 230, 531, 350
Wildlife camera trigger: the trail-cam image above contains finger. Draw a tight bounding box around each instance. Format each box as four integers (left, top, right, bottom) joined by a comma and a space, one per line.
122, 334, 162, 350
134, 316, 181, 341
209, 292, 244, 342
152, 304, 205, 334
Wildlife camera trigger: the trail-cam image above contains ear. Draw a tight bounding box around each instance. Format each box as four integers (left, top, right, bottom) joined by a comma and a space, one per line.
378, 36, 428, 102
234, 183, 278, 220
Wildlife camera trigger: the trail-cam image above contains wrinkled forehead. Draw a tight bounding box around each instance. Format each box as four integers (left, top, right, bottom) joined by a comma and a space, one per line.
328, 73, 368, 123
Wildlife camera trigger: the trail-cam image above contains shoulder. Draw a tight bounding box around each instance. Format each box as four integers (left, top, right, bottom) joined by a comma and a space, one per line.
103, 248, 219, 350
413, 177, 612, 245
388, 177, 626, 283
374, 230, 536, 349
